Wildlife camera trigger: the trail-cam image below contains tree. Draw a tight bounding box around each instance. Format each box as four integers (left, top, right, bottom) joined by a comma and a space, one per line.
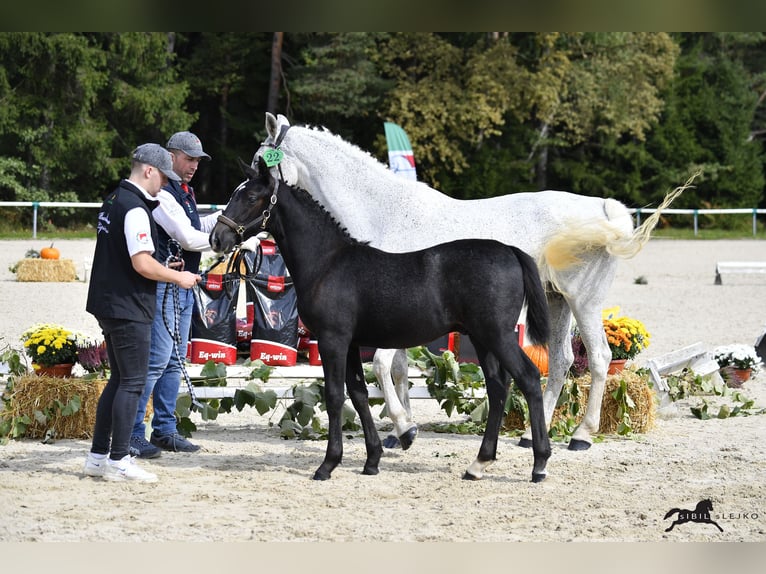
175, 32, 272, 202
0, 32, 194, 222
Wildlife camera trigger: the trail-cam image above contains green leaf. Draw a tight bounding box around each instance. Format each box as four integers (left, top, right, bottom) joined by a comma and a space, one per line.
253, 390, 278, 415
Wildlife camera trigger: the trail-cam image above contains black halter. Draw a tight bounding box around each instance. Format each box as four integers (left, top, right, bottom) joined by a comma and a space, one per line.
216, 124, 289, 243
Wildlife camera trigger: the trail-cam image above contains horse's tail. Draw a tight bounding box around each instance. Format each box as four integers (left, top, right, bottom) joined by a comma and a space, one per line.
514, 246, 550, 347
542, 173, 699, 285
663, 508, 681, 519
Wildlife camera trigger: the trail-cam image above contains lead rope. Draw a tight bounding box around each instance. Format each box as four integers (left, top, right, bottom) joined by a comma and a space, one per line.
164, 239, 206, 411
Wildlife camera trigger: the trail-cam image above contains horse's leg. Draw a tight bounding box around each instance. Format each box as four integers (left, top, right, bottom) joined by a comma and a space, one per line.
313, 342, 348, 480
463, 343, 506, 481
346, 346, 384, 475
567, 285, 614, 451
520, 292, 573, 447
495, 339, 551, 482
392, 349, 416, 446
374, 348, 417, 449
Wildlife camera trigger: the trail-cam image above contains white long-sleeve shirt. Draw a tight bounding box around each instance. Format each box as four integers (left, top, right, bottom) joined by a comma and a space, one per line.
152, 189, 222, 252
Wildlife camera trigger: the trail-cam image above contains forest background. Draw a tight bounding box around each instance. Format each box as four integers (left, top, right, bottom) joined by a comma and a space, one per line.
1, 32, 765, 232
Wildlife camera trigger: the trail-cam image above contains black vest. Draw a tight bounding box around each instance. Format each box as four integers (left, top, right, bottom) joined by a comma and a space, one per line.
86, 180, 159, 323
155, 180, 203, 274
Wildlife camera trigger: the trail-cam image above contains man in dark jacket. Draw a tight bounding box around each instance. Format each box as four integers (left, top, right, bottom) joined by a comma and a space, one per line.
83, 143, 200, 482
129, 132, 219, 457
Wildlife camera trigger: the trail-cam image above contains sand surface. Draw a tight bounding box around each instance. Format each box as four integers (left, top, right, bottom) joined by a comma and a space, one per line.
1, 238, 765, 543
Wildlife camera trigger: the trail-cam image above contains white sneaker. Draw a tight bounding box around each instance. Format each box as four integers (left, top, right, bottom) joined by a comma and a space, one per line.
83, 452, 107, 477
104, 454, 158, 483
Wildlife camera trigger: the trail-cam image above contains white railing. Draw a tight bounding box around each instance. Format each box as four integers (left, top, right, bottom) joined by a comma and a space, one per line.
1, 201, 765, 238
633, 207, 766, 237
0, 201, 224, 238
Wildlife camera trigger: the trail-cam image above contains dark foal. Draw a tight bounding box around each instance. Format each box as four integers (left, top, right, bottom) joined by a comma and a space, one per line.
210, 158, 552, 482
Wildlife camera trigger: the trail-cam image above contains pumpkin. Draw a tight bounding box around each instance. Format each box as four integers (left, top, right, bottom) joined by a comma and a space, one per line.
40, 243, 60, 260
523, 344, 549, 376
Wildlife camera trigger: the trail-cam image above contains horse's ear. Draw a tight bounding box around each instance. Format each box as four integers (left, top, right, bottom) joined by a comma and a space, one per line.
257, 155, 270, 179
265, 112, 278, 138
238, 157, 257, 179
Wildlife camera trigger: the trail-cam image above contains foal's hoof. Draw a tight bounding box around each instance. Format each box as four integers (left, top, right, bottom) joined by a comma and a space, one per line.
312, 470, 331, 481
382, 434, 401, 449
567, 438, 592, 451
462, 471, 481, 481
399, 426, 418, 451
517, 437, 533, 449
531, 472, 547, 483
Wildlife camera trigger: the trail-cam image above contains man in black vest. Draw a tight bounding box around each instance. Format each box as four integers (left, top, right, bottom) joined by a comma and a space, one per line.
83, 143, 200, 482
129, 132, 219, 457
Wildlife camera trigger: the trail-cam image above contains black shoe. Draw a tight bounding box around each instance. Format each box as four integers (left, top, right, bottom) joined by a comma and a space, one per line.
129, 435, 162, 459
150, 431, 200, 453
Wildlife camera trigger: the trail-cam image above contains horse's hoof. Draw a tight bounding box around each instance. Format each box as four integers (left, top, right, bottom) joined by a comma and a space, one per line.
362, 466, 380, 476
567, 438, 592, 451
517, 437, 533, 449
531, 472, 547, 483
462, 471, 481, 481
399, 426, 418, 451
382, 434, 401, 449
312, 471, 331, 480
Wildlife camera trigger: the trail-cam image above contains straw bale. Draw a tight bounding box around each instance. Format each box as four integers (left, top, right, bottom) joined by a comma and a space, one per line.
503, 368, 656, 435
2, 374, 153, 440
15, 258, 78, 282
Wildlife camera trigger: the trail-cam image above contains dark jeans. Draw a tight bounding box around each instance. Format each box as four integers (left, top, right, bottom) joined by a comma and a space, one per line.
91, 318, 152, 461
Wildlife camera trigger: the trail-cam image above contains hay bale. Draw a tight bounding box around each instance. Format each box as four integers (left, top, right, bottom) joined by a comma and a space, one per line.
1, 375, 153, 440
503, 368, 656, 434
15, 258, 77, 282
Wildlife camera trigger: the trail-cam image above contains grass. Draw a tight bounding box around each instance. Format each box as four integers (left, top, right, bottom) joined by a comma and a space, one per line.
651, 227, 766, 240
0, 226, 96, 240
0, 222, 765, 241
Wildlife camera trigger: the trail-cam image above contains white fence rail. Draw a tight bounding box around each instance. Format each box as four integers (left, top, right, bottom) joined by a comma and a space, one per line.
1, 201, 765, 238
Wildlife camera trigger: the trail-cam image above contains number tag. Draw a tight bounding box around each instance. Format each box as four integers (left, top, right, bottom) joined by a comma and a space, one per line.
263, 148, 284, 167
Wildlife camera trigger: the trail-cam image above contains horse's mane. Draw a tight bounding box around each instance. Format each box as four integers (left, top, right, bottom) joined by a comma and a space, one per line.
284, 181, 370, 247
295, 123, 402, 178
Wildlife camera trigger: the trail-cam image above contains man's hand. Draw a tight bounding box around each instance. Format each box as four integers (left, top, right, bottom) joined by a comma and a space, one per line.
176, 271, 201, 289
240, 236, 260, 252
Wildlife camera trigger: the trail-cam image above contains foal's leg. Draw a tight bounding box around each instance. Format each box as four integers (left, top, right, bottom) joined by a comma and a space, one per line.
463, 344, 508, 481
346, 346, 384, 475
313, 342, 348, 480
520, 292, 573, 447
374, 348, 417, 449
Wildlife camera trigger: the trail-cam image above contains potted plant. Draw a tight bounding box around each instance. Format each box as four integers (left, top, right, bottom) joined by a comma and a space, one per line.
20, 323, 79, 377
714, 344, 760, 387
602, 311, 651, 374
75, 339, 110, 378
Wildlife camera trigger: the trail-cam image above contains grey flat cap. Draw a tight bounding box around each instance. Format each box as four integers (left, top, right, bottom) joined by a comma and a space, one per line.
166, 131, 211, 160
132, 143, 181, 182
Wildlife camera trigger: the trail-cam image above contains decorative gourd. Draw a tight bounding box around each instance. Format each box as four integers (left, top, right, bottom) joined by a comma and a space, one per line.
40, 243, 60, 260
523, 344, 549, 376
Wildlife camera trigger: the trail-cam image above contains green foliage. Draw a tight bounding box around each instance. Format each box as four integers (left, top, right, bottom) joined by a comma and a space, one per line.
408, 346, 486, 418
664, 368, 764, 420
549, 379, 583, 440
1, 32, 766, 214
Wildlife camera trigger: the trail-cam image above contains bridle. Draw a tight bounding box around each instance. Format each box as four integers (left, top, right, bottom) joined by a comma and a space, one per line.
216, 124, 290, 244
